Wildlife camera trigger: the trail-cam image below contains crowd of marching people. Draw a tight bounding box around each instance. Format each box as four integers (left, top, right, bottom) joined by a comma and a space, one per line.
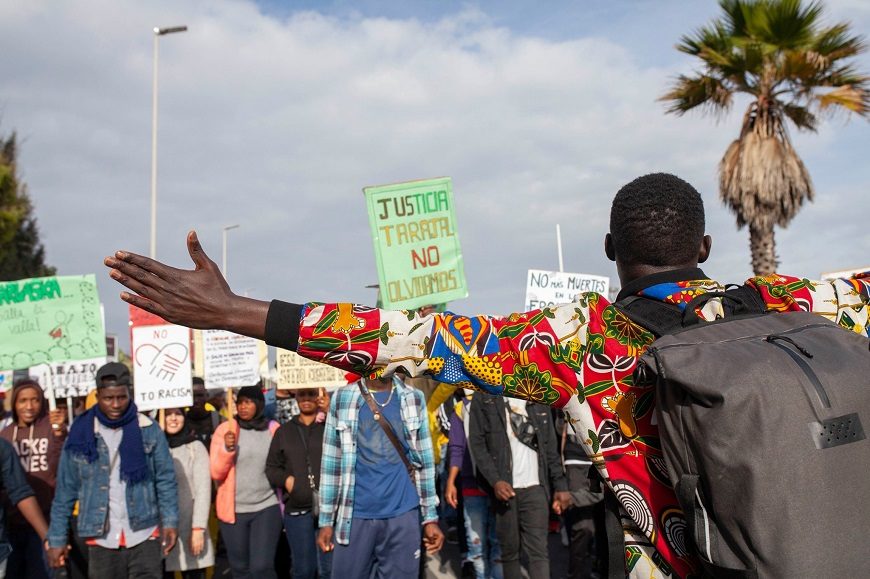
0, 355, 604, 579
1, 173, 868, 579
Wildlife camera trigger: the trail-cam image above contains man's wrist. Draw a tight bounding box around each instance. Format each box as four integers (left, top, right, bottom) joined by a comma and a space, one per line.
225, 296, 271, 340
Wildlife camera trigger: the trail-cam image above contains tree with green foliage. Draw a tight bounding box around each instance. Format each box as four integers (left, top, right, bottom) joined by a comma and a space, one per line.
0, 131, 56, 280
662, 0, 869, 275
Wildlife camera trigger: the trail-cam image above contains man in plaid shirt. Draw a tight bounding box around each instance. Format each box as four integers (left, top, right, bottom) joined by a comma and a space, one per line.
315, 374, 444, 578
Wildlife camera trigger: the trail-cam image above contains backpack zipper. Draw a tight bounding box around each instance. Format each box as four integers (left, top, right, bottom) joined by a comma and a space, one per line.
766, 337, 831, 409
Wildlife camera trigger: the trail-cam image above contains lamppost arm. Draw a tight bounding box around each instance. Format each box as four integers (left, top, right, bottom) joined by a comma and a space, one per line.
156, 26, 188, 35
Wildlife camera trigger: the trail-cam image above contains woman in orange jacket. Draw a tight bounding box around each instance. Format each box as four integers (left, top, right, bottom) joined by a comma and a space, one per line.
210, 385, 281, 579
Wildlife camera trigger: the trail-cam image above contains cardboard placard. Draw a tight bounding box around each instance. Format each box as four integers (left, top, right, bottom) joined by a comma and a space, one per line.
199, 330, 261, 389
28, 357, 107, 398
277, 350, 347, 390
132, 324, 192, 411
524, 269, 610, 311
364, 177, 468, 310
0, 275, 106, 369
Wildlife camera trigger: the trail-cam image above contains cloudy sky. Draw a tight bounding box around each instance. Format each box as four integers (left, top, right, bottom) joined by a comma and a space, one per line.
2, 0, 868, 344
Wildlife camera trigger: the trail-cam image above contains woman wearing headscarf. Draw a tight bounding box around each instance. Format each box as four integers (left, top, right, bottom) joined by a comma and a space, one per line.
0, 378, 67, 579
210, 385, 281, 579
162, 407, 214, 579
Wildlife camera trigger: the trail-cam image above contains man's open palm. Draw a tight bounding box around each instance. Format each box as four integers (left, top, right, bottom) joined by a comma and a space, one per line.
105, 231, 269, 338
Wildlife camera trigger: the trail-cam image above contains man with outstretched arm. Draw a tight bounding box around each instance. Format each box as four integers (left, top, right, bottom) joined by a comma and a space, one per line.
105, 173, 869, 578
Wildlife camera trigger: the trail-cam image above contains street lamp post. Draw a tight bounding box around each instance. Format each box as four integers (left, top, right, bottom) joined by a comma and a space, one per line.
150, 25, 187, 259
222, 224, 240, 281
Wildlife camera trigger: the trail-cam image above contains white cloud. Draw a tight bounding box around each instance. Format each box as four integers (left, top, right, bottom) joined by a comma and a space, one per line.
1, 0, 867, 344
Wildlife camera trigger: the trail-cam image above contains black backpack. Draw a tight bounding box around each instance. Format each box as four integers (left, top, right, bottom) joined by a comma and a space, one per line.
612, 286, 870, 578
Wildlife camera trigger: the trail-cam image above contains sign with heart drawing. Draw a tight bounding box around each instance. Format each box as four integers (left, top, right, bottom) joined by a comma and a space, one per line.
132, 323, 193, 411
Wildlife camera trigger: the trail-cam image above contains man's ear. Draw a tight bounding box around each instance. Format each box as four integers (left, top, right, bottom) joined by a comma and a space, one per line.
605, 233, 616, 262
698, 235, 712, 264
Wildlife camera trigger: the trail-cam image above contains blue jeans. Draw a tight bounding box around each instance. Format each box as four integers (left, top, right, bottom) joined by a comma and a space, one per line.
219, 505, 283, 579
437, 444, 458, 526
463, 495, 502, 579
284, 512, 332, 578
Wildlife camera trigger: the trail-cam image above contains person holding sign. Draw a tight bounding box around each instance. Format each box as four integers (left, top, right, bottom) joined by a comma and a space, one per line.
45, 363, 179, 578
0, 379, 67, 579
104, 173, 870, 579
209, 385, 281, 579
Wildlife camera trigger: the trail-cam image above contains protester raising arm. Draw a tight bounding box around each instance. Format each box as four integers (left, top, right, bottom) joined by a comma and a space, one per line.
107, 231, 870, 579
105, 231, 590, 408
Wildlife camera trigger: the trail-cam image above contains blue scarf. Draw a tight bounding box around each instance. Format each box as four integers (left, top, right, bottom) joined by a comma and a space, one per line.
66, 402, 149, 484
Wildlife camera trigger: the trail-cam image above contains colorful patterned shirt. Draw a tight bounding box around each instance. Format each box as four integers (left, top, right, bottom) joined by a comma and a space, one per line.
317, 376, 438, 545
267, 270, 870, 577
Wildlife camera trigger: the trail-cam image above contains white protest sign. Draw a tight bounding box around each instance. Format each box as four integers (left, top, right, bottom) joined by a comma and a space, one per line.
524, 269, 610, 311
201, 330, 262, 389
277, 350, 347, 390
132, 324, 192, 411
28, 357, 107, 398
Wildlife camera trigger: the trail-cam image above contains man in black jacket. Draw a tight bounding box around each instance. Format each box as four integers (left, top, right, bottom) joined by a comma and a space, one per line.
468, 393, 570, 579
265, 388, 331, 579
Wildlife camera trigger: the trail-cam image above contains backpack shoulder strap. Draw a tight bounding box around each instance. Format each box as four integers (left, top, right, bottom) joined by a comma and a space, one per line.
724, 283, 767, 315
617, 283, 767, 337
357, 381, 416, 482
614, 296, 683, 338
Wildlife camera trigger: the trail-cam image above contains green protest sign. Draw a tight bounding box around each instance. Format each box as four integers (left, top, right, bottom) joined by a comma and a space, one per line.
364, 177, 468, 310
0, 275, 107, 369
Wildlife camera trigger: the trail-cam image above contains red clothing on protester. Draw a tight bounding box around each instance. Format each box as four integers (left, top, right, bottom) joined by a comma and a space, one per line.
267, 271, 869, 578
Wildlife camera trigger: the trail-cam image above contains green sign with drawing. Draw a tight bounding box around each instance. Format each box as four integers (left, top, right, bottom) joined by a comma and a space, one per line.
364, 177, 468, 310
0, 275, 106, 369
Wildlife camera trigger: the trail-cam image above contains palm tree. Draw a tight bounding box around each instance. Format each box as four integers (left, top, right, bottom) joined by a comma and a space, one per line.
662, 0, 868, 275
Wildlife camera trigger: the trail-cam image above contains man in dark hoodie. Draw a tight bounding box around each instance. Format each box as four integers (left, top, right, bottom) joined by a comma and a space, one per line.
265, 387, 331, 579
0, 378, 67, 579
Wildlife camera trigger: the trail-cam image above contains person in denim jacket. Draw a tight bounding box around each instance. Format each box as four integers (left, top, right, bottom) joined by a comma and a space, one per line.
45, 363, 179, 578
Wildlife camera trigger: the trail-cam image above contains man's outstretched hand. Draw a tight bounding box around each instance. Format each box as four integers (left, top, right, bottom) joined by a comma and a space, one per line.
104, 231, 270, 338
